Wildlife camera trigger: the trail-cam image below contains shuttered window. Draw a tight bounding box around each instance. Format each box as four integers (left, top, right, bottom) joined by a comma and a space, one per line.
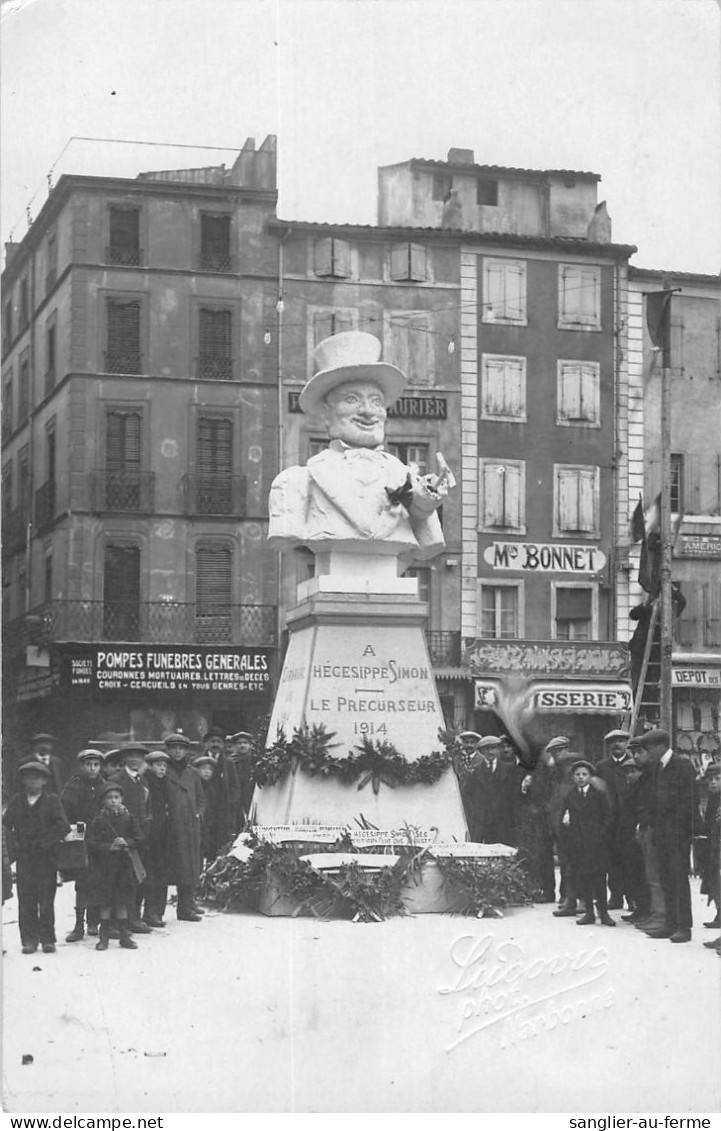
481, 354, 526, 420
108, 207, 141, 265
557, 361, 600, 425
106, 298, 142, 373
390, 243, 427, 282
558, 265, 601, 329
314, 237, 351, 278
555, 465, 599, 536
18, 354, 29, 424
200, 214, 232, 271
195, 545, 232, 642
482, 258, 526, 324
45, 322, 57, 394
312, 309, 354, 346
196, 416, 233, 514
106, 411, 141, 473
387, 313, 431, 387
2, 380, 13, 441
103, 543, 140, 640
198, 308, 233, 380
480, 460, 525, 532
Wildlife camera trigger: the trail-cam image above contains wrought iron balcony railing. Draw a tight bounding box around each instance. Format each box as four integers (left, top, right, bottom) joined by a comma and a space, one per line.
90, 470, 155, 513
34, 480, 56, 531
425, 630, 462, 666
182, 474, 247, 516
197, 355, 234, 381
104, 350, 142, 375
105, 245, 144, 267
199, 251, 234, 272
2, 599, 277, 650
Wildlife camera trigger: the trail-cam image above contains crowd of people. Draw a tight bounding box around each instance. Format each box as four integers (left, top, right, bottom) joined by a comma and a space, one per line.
2, 729, 255, 954
458, 726, 720, 949
3, 725, 719, 955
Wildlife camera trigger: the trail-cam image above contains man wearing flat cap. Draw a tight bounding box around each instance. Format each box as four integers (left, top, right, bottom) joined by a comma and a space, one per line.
595, 729, 643, 913
225, 731, 256, 827
200, 727, 241, 854
109, 744, 152, 933
27, 732, 64, 794
163, 733, 206, 921
268, 332, 449, 560
639, 729, 699, 943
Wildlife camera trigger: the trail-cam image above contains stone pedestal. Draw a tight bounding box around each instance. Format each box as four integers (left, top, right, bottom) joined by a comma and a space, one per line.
252, 556, 469, 841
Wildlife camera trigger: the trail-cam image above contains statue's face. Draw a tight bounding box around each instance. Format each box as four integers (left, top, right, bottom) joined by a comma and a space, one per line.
321, 381, 387, 448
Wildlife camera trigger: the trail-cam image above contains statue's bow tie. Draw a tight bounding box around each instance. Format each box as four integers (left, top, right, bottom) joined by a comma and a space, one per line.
342, 447, 388, 462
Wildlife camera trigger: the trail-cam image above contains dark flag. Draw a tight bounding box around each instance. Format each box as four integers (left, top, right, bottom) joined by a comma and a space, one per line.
629, 494, 645, 543
646, 290, 673, 367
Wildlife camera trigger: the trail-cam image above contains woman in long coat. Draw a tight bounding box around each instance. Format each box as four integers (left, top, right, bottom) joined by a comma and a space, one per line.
163, 735, 206, 921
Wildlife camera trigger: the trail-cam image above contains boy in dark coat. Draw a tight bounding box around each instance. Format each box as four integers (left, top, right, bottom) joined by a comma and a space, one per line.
193, 755, 218, 865
200, 727, 240, 850
3, 761, 71, 953
699, 762, 720, 951
86, 781, 143, 950
60, 748, 105, 941
109, 743, 152, 933
561, 760, 615, 927
142, 750, 172, 928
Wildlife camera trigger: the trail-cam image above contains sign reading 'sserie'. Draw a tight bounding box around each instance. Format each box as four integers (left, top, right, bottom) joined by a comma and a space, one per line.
475, 679, 631, 714
58, 644, 273, 694
483, 542, 606, 573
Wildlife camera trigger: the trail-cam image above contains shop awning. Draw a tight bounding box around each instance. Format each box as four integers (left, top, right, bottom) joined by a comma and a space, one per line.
475, 679, 632, 714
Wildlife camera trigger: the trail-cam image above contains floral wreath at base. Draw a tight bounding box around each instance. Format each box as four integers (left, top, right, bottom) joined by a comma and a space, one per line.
253, 724, 459, 793
199, 835, 540, 923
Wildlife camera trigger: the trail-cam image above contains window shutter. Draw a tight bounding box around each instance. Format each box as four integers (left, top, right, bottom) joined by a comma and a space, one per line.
333, 239, 351, 278
557, 468, 577, 531
506, 359, 523, 416
503, 464, 522, 528
106, 411, 141, 472
483, 463, 504, 526
313, 310, 334, 345
196, 545, 232, 612
484, 359, 504, 416
559, 363, 581, 419
685, 452, 701, 513
110, 207, 140, 250
107, 299, 141, 355
578, 469, 596, 532
581, 365, 600, 422
104, 544, 140, 603
390, 244, 409, 281
198, 417, 233, 478
410, 243, 427, 281
505, 264, 525, 321
200, 308, 232, 359
485, 261, 505, 316
314, 238, 333, 276
202, 214, 231, 259
557, 587, 592, 619
390, 317, 410, 376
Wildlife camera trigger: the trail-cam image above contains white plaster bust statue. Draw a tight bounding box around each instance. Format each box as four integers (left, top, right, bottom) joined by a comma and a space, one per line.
268, 331, 450, 559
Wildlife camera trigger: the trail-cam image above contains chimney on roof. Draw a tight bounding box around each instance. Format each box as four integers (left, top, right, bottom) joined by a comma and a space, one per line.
447, 148, 474, 165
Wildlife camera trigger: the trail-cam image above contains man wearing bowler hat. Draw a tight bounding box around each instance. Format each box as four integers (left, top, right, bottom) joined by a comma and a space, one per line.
268, 331, 449, 559
641, 728, 699, 943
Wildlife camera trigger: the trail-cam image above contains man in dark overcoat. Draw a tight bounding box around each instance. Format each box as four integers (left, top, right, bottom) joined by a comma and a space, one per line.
561, 760, 615, 926
110, 743, 152, 933
463, 736, 518, 846
200, 727, 241, 853
595, 729, 644, 913
642, 728, 699, 944
61, 748, 105, 940
164, 733, 206, 921
226, 731, 256, 829
142, 750, 172, 928
3, 761, 71, 952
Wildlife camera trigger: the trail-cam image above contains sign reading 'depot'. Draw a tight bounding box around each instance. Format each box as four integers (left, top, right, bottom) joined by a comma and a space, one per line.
57, 643, 273, 694
483, 542, 606, 573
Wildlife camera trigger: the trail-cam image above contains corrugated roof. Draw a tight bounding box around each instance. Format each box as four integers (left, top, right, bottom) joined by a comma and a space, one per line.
406, 158, 601, 182
629, 266, 721, 286
269, 218, 636, 256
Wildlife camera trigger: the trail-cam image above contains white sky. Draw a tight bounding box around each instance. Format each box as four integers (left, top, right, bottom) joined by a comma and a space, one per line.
1, 0, 720, 272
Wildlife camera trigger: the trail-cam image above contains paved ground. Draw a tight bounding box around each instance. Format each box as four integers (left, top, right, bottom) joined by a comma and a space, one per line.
2, 877, 720, 1114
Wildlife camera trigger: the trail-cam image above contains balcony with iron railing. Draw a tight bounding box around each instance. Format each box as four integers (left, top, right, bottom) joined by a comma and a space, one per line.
104, 349, 143, 375
2, 599, 278, 652
425, 630, 462, 667
182, 474, 247, 516
34, 480, 56, 532
2, 506, 28, 559
90, 470, 156, 513
198, 251, 235, 273
197, 355, 234, 381
105, 245, 144, 267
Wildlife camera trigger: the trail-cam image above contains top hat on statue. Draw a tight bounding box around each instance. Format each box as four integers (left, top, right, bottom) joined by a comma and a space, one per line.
298, 332, 406, 415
